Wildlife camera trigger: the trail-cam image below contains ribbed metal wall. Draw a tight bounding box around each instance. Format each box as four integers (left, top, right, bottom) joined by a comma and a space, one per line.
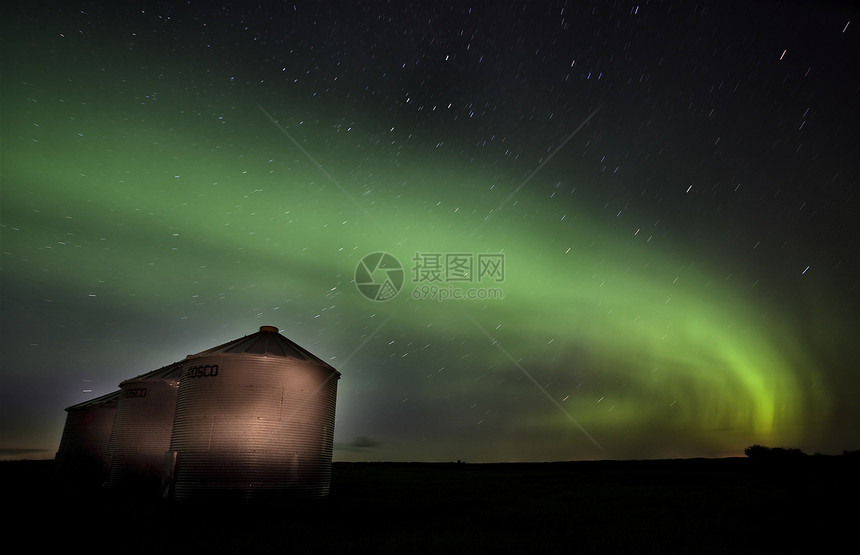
105, 377, 180, 491
167, 353, 339, 500
54, 394, 119, 483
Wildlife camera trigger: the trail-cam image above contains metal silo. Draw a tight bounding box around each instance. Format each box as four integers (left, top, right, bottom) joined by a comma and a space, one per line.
163, 326, 340, 501
104, 361, 184, 493
54, 390, 119, 486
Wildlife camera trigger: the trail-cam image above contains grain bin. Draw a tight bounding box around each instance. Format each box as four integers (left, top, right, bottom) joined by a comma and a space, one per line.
104, 361, 184, 493
54, 390, 120, 486
163, 326, 340, 500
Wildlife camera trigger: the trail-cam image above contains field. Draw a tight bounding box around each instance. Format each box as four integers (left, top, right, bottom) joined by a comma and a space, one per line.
3, 456, 855, 553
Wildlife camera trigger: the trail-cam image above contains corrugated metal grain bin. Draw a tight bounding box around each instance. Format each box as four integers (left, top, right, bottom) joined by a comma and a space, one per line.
54, 390, 120, 486
104, 362, 184, 493
163, 326, 340, 501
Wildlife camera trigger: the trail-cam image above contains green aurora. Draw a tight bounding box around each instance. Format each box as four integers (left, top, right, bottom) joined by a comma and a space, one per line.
1, 2, 855, 461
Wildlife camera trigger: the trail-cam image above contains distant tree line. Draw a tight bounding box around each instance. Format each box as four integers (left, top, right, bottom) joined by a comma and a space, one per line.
745, 445, 860, 458
744, 445, 807, 459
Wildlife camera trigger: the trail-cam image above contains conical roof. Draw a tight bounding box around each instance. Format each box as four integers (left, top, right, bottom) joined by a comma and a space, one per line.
65, 389, 120, 411
187, 326, 337, 371
119, 360, 185, 386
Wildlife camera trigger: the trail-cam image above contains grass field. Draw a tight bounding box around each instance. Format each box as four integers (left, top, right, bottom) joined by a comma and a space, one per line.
3, 456, 855, 553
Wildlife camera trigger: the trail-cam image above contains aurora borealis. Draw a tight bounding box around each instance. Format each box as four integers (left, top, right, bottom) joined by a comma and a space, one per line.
1, 1, 858, 462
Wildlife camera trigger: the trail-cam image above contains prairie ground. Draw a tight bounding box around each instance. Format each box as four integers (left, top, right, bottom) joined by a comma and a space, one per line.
3, 456, 855, 553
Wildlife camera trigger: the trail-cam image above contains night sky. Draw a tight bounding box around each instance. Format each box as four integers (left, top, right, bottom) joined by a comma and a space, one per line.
2, 1, 858, 462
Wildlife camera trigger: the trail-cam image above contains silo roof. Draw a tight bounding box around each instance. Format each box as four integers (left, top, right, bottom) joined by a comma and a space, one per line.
119, 360, 185, 386
64, 389, 120, 411
189, 326, 338, 371
64, 362, 184, 411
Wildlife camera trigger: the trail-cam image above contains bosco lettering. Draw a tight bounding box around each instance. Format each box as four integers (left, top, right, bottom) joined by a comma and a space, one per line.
185, 364, 219, 379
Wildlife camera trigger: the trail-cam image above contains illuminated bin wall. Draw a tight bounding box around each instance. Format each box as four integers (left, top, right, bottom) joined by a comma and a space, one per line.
54, 391, 120, 486
104, 362, 183, 493
164, 326, 340, 501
